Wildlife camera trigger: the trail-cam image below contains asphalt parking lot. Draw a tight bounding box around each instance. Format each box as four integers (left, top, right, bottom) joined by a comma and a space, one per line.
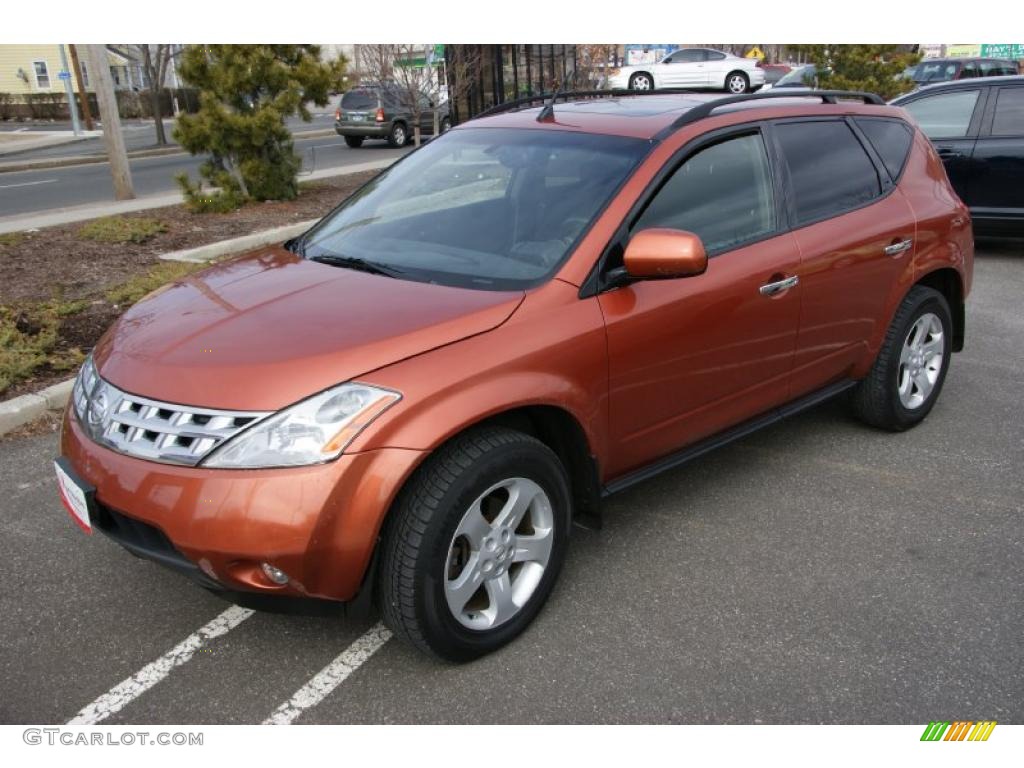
1, 244, 1021, 725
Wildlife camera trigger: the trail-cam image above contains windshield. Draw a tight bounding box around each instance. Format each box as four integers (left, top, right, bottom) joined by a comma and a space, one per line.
913, 61, 958, 83
300, 127, 650, 290
776, 66, 816, 87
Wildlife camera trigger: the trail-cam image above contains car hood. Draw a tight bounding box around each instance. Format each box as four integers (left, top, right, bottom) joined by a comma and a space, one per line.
94, 247, 524, 411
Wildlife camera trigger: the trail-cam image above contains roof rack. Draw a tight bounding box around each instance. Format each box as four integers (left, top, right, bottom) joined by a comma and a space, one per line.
472, 88, 701, 120
666, 89, 885, 129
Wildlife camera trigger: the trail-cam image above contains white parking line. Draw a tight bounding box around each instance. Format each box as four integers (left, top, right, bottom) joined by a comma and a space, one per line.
66, 605, 254, 725
263, 623, 392, 725
0, 178, 58, 189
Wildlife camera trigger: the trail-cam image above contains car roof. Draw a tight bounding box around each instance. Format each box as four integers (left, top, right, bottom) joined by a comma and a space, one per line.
460, 92, 907, 140
894, 74, 1024, 99
919, 57, 1014, 64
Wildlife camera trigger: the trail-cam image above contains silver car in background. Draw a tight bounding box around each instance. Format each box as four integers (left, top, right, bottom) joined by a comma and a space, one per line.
607, 48, 765, 93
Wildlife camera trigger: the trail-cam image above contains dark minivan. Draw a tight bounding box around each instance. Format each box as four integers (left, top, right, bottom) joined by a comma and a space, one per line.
893, 75, 1024, 237
335, 84, 451, 148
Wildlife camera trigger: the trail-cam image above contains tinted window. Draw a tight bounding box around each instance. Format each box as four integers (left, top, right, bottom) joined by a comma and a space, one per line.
960, 62, 980, 78
301, 128, 648, 290
775, 121, 881, 225
903, 90, 980, 138
914, 61, 959, 83
992, 87, 1024, 136
633, 133, 775, 253
341, 89, 377, 109
669, 49, 705, 63
855, 118, 914, 180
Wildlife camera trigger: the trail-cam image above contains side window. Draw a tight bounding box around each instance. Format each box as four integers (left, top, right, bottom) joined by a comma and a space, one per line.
706, 51, 726, 61
775, 120, 881, 226
960, 62, 980, 79
670, 49, 705, 64
902, 90, 980, 139
632, 133, 775, 254
854, 117, 914, 180
992, 87, 1024, 136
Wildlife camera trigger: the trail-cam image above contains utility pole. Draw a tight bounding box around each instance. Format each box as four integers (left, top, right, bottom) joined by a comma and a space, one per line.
68, 45, 95, 130
84, 44, 134, 200
58, 45, 81, 135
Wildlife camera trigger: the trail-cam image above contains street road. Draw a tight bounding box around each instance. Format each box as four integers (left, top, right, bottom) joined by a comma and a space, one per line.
0, 137, 407, 217
0, 245, 1021, 725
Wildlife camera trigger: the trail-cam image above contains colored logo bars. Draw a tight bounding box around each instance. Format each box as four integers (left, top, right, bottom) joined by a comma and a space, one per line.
920, 721, 997, 742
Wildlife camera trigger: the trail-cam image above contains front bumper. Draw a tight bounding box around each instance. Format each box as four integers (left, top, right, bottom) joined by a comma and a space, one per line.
60, 407, 425, 605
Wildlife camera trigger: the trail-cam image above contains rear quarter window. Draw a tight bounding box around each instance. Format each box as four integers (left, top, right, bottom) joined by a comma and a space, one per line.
854, 117, 914, 180
992, 87, 1024, 136
774, 120, 882, 226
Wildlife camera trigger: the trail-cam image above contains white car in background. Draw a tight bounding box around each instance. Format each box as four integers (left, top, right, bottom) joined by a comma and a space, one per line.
607, 48, 765, 93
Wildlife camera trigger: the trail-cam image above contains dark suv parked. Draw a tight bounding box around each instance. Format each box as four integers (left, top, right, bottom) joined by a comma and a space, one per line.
893, 75, 1024, 237
910, 58, 1019, 86
335, 84, 451, 148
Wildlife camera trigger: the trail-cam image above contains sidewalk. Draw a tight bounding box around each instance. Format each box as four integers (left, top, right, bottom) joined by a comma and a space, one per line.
0, 130, 102, 157
0, 157, 396, 235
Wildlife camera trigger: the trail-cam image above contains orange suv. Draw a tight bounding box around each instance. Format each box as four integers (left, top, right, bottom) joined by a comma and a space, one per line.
56, 90, 973, 661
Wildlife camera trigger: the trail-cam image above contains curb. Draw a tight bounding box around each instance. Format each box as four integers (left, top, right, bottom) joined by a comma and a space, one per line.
160, 220, 319, 263
0, 128, 339, 174
0, 379, 74, 436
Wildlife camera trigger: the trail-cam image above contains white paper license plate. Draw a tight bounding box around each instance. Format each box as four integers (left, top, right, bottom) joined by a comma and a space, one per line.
350, 114, 365, 121
55, 459, 92, 533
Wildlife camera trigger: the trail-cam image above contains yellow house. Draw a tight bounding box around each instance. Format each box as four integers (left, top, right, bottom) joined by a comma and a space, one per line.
0, 44, 147, 96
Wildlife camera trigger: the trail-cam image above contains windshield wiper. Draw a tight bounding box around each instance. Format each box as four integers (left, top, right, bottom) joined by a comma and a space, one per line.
308, 253, 405, 278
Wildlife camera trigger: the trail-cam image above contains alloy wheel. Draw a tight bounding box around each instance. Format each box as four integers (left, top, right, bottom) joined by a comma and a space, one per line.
727, 74, 747, 93
444, 477, 554, 631
632, 74, 653, 90
898, 312, 944, 409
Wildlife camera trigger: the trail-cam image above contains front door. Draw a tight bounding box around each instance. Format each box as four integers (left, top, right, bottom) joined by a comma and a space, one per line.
599, 130, 801, 479
659, 48, 708, 87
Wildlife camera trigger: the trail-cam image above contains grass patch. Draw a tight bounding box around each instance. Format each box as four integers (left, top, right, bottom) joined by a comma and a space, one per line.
105, 260, 209, 307
0, 299, 86, 395
79, 216, 168, 244
0, 232, 24, 248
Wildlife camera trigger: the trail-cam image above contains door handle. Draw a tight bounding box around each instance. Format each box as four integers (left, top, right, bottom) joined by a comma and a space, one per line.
759, 275, 799, 296
937, 148, 963, 160
884, 239, 914, 256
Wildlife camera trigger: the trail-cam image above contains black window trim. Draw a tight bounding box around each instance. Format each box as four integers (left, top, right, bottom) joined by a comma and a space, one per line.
848, 115, 915, 185
579, 120, 785, 298
896, 85, 990, 140
979, 84, 1024, 139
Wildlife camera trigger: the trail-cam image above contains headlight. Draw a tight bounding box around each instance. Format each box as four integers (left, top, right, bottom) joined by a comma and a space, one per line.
201, 383, 401, 469
71, 354, 98, 421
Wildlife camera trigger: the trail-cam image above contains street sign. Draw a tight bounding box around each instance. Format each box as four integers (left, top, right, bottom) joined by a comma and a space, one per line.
58, 70, 72, 80
980, 43, 1024, 59
745, 47, 765, 60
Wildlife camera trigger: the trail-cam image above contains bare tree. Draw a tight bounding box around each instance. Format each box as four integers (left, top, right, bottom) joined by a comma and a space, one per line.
357, 44, 440, 147
114, 45, 179, 145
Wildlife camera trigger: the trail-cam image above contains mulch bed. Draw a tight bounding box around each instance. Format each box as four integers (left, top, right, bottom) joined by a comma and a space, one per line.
0, 171, 378, 400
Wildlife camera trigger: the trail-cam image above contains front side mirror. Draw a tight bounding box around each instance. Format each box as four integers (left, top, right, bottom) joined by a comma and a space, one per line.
623, 228, 708, 280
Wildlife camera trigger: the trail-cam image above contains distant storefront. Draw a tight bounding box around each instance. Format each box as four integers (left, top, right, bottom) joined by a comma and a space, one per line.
921, 43, 1024, 59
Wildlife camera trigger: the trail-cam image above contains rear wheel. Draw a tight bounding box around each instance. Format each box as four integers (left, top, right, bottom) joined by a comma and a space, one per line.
387, 122, 407, 148
379, 427, 571, 662
343, 135, 364, 148
851, 286, 953, 431
725, 71, 750, 94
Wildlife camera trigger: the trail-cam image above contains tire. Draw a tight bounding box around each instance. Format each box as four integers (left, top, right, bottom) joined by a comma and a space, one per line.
440, 116, 452, 133
379, 427, 572, 662
629, 72, 654, 90
725, 71, 750, 94
387, 122, 407, 148
343, 135, 364, 148
851, 286, 953, 431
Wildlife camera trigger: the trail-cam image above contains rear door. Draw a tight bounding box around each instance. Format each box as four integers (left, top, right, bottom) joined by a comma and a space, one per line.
598, 128, 801, 477
969, 83, 1024, 231
899, 87, 986, 204
769, 118, 917, 397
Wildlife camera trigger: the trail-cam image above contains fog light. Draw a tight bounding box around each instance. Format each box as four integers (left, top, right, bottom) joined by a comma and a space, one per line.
261, 563, 290, 585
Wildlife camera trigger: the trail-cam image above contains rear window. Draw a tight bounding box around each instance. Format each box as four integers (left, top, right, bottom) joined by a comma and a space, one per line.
992, 87, 1024, 136
854, 117, 914, 180
341, 89, 378, 110
775, 120, 881, 226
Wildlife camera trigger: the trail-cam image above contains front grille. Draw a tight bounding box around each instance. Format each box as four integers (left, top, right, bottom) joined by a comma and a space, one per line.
78, 373, 270, 466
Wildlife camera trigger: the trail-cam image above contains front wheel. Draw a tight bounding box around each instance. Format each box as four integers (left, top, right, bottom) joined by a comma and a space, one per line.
379, 427, 572, 662
629, 72, 654, 90
725, 71, 750, 94
851, 286, 953, 431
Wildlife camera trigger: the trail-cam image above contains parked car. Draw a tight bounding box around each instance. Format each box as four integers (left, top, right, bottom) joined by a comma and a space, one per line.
607, 48, 765, 93
910, 58, 1019, 86
58, 89, 972, 662
760, 63, 791, 86
892, 75, 1024, 237
335, 84, 451, 148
